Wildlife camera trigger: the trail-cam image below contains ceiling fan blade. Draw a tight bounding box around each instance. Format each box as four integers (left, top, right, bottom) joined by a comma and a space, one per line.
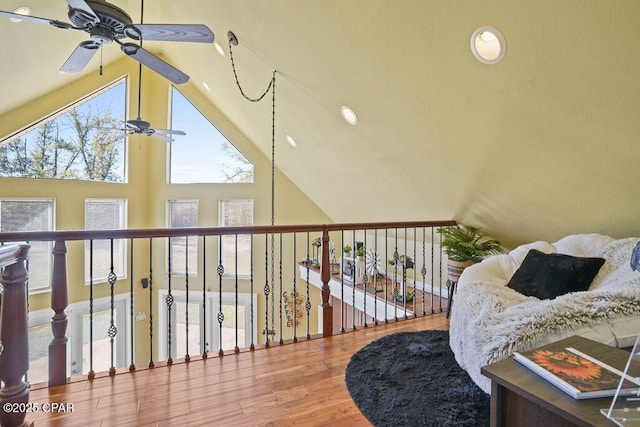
151, 128, 186, 136
60, 41, 100, 73
66, 0, 99, 24
149, 133, 173, 143
121, 43, 189, 84
0, 10, 73, 28
124, 24, 214, 43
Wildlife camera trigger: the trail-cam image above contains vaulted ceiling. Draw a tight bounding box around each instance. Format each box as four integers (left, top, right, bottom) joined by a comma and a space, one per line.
1, 0, 640, 248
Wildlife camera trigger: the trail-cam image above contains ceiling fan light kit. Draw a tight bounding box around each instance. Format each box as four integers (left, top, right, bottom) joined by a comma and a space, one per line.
0, 0, 215, 84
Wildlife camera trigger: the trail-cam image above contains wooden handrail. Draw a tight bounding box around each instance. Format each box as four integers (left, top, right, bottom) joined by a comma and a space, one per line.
0, 219, 457, 402
0, 220, 457, 242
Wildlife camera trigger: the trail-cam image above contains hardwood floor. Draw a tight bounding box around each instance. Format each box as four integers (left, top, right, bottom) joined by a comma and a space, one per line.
27, 314, 450, 426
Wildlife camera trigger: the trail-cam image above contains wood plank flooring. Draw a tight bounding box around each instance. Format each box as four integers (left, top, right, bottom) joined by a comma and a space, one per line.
27, 314, 450, 426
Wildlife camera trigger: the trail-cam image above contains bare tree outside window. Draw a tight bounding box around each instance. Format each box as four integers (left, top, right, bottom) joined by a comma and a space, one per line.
0, 79, 126, 182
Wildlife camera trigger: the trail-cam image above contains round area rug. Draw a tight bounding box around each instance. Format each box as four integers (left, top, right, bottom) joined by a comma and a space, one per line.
345, 330, 490, 426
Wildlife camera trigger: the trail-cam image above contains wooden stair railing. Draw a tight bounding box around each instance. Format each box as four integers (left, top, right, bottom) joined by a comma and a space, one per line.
0, 244, 31, 427
0, 220, 457, 396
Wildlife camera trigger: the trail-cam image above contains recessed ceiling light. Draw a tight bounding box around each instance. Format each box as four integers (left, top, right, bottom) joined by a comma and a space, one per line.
214, 41, 225, 57
10, 7, 31, 22
340, 106, 358, 126
470, 26, 506, 64
202, 81, 211, 92
286, 134, 298, 148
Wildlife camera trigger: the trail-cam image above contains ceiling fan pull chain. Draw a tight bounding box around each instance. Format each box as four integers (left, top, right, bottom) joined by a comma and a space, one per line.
99, 42, 103, 76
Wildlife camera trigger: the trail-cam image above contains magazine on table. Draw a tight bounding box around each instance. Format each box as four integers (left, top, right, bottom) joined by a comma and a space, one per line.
513, 344, 640, 400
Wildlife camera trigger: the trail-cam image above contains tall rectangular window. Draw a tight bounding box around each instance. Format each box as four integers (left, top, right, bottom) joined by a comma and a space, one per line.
0, 199, 54, 292
220, 199, 253, 276
168, 200, 198, 275
84, 199, 127, 283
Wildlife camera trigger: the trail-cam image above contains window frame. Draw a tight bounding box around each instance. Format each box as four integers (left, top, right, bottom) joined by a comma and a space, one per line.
84, 198, 128, 285
0, 198, 55, 294
219, 199, 253, 278
167, 199, 199, 276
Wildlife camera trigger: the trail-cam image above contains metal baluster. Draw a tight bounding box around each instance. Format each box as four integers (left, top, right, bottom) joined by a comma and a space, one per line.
218, 236, 225, 356
185, 235, 190, 362
88, 240, 95, 380
413, 227, 424, 318
234, 234, 240, 353
263, 234, 270, 347
431, 228, 435, 314
421, 228, 427, 316
202, 236, 208, 359
339, 231, 345, 333
385, 229, 389, 323
166, 237, 173, 365
129, 239, 135, 371
393, 229, 399, 322
373, 229, 379, 326
148, 238, 154, 368
108, 239, 117, 376
439, 230, 444, 313
305, 235, 311, 339
279, 233, 283, 345
362, 232, 368, 328
351, 229, 356, 330
249, 234, 255, 351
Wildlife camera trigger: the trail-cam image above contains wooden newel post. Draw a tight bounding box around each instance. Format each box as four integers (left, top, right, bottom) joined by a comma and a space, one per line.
49, 240, 69, 387
0, 244, 31, 427
320, 230, 333, 337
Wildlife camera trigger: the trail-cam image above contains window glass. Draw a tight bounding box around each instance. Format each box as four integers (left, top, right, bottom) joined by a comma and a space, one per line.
169, 88, 253, 183
168, 200, 198, 275
0, 79, 126, 182
84, 199, 127, 283
220, 199, 253, 276
0, 199, 54, 292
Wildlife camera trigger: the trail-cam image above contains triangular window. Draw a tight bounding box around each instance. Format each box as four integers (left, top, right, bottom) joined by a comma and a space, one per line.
0, 78, 127, 182
169, 88, 254, 184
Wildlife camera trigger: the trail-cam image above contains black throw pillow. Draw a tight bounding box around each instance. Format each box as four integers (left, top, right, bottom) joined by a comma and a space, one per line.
506, 249, 605, 300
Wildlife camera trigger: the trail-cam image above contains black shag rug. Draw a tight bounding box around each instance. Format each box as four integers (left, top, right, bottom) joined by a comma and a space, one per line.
345, 330, 490, 426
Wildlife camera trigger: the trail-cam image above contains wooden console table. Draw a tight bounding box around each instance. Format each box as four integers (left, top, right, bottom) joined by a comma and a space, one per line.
481, 336, 638, 427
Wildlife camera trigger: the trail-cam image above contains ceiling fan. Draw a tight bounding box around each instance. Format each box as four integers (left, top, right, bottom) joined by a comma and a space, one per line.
0, 0, 214, 84
108, 0, 186, 143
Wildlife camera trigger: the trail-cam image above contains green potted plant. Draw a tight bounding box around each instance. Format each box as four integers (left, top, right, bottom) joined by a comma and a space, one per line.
355, 246, 366, 260
343, 244, 352, 258
437, 225, 503, 282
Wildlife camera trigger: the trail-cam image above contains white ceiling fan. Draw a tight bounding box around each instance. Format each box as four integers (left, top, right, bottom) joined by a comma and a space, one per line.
0, 0, 214, 84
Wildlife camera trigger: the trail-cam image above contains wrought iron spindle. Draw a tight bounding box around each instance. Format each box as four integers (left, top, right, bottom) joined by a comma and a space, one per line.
393, 229, 399, 322
385, 229, 389, 323
339, 230, 345, 333
362, 233, 368, 328
234, 234, 240, 353
129, 239, 135, 371
421, 228, 427, 316
278, 233, 283, 345
351, 229, 356, 330
403, 228, 408, 320
148, 238, 154, 368
439, 229, 444, 313
202, 236, 208, 359
431, 227, 435, 314
305, 235, 311, 339
412, 227, 418, 318
166, 237, 174, 365
218, 236, 225, 356
373, 229, 379, 326
88, 240, 95, 380
107, 239, 117, 376
263, 234, 270, 347
185, 235, 190, 362
249, 234, 255, 351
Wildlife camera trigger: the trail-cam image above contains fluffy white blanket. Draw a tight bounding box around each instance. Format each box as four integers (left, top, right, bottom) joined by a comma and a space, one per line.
449, 235, 640, 394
